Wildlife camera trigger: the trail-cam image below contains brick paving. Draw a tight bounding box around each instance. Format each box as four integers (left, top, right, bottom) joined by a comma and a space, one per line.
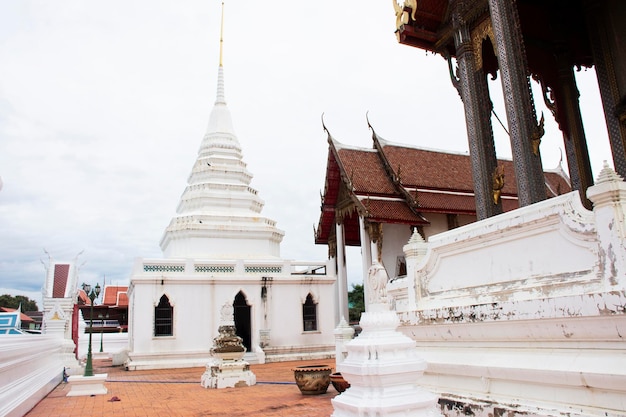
25, 359, 338, 417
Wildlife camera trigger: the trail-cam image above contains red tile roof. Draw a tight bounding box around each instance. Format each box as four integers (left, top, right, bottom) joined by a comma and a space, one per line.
337, 148, 397, 195
77, 289, 92, 306
544, 170, 571, 197
103, 286, 128, 307
315, 130, 571, 245
52, 264, 70, 298
0, 307, 34, 322
362, 198, 428, 223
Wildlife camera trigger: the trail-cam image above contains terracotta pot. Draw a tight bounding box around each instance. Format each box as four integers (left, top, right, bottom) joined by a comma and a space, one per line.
330, 372, 350, 393
292, 365, 332, 395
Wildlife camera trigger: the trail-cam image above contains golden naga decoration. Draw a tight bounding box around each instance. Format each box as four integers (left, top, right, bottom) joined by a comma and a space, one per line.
393, 0, 417, 31
328, 238, 337, 259
531, 112, 545, 156
492, 165, 505, 205
367, 222, 384, 262
471, 18, 497, 71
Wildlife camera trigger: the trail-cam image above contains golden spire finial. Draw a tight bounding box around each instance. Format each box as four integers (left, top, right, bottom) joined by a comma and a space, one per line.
219, 1, 225, 67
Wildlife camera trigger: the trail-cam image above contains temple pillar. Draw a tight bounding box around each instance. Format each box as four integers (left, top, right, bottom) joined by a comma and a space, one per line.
366, 222, 384, 311
488, 0, 546, 206
554, 53, 594, 209
451, 13, 502, 219
359, 216, 372, 307
584, 0, 626, 179
335, 221, 349, 323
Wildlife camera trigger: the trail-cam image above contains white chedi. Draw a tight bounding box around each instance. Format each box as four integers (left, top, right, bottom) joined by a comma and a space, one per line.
332, 261, 442, 417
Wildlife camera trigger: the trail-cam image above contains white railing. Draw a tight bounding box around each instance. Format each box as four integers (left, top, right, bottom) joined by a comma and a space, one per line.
135, 258, 331, 278
385, 164, 626, 417
76, 332, 128, 363
0, 335, 65, 417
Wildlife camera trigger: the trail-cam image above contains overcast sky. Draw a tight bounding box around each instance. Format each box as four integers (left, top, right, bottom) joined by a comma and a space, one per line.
0, 1, 613, 308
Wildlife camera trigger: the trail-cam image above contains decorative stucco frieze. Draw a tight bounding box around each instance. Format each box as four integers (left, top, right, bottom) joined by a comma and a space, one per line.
244, 265, 282, 274
195, 265, 235, 273
143, 264, 185, 273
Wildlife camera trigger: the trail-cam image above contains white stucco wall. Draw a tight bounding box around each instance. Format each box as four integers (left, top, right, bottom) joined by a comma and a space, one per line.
126, 259, 336, 369
385, 168, 626, 417
381, 223, 413, 278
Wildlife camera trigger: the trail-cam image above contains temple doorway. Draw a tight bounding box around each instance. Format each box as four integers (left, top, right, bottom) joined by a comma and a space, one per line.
233, 291, 251, 352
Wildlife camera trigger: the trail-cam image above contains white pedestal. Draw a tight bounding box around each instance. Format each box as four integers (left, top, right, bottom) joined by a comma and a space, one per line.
332, 306, 442, 417
201, 359, 256, 389
66, 374, 108, 397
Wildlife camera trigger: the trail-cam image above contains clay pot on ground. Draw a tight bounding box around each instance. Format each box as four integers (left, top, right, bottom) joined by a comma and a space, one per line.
292, 365, 332, 395
330, 372, 350, 393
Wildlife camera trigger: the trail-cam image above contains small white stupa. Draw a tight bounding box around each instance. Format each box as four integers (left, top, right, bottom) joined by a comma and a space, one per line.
332, 261, 442, 417
124, 2, 336, 371
159, 11, 284, 260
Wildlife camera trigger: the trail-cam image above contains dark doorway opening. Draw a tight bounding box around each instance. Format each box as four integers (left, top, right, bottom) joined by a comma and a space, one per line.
234, 291, 251, 352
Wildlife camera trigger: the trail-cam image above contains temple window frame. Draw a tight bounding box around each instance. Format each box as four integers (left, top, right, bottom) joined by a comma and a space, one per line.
154, 294, 173, 337
302, 293, 318, 332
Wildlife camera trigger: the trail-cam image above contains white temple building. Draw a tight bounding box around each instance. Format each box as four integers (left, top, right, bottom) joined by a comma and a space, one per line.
124, 21, 336, 370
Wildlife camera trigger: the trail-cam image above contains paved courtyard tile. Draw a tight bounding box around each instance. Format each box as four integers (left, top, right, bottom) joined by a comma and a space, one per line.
26, 359, 338, 417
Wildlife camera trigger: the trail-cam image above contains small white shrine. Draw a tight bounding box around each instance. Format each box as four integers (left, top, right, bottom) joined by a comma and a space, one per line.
201, 302, 256, 389
332, 261, 442, 417
41, 259, 82, 376
124, 6, 336, 370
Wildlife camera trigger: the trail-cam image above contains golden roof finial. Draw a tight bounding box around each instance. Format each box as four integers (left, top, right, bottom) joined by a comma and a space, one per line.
219, 1, 225, 67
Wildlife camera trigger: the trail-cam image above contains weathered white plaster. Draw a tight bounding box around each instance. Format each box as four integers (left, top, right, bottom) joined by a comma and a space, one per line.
384, 165, 626, 416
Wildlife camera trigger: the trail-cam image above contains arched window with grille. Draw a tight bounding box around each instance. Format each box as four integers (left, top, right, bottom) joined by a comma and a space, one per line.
302, 293, 317, 332
154, 294, 173, 336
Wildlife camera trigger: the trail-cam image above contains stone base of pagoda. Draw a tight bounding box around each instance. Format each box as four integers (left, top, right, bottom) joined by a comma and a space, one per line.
66, 374, 108, 397
200, 358, 256, 389
332, 304, 442, 417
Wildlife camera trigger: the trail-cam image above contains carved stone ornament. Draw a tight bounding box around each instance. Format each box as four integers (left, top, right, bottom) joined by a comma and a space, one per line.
219, 301, 235, 326
44, 300, 67, 321
367, 260, 389, 306
211, 325, 245, 356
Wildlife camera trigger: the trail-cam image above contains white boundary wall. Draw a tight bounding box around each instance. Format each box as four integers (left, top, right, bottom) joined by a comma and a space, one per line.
0, 335, 65, 417
387, 165, 626, 417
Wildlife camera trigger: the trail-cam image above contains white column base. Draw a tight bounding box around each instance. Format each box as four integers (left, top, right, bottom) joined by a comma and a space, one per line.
66, 374, 108, 397
332, 308, 442, 417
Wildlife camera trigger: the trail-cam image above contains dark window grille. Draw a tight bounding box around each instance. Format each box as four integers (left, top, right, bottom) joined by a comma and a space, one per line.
154, 295, 173, 336
302, 293, 317, 331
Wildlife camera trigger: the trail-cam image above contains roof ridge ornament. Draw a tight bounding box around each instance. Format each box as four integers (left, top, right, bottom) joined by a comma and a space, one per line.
366, 111, 380, 147
321, 112, 328, 134
366, 111, 373, 132
393, 0, 417, 32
